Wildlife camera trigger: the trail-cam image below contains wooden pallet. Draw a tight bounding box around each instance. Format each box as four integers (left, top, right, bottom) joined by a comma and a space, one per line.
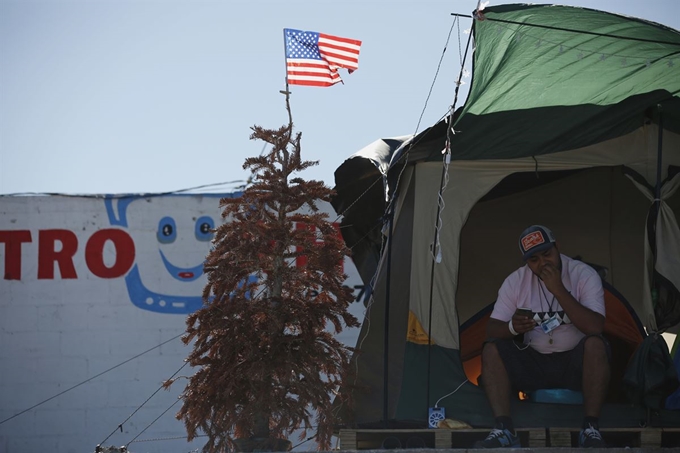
338, 428, 546, 449
338, 427, 680, 449
548, 427, 680, 448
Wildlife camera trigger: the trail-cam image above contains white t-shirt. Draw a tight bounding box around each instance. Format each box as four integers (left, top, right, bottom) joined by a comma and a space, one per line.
490, 254, 605, 354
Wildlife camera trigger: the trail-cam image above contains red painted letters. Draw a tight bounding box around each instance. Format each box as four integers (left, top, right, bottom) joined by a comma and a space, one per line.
85, 229, 135, 278
1, 229, 134, 280
0, 230, 32, 280
38, 230, 78, 279
2, 223, 331, 281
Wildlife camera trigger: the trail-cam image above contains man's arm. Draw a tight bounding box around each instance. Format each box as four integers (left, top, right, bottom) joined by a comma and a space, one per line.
486, 313, 537, 339
539, 263, 604, 335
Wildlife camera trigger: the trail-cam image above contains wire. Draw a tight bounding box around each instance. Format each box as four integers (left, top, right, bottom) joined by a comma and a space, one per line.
430, 153, 451, 264
331, 174, 383, 224
385, 13, 460, 220
334, 12, 462, 224
0, 180, 246, 198
335, 15, 469, 420
424, 7, 475, 422
99, 361, 189, 445
414, 16, 459, 138
127, 397, 182, 445
0, 333, 184, 426
291, 434, 317, 449
129, 434, 207, 443
434, 379, 470, 408
170, 180, 246, 194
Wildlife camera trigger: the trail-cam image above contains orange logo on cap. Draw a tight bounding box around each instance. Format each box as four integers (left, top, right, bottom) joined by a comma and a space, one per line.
522, 231, 545, 251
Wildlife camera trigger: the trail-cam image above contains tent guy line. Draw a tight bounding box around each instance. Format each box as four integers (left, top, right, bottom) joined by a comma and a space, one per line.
330, 13, 473, 228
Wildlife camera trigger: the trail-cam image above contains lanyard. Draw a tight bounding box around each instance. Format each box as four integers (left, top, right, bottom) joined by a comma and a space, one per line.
538, 278, 556, 313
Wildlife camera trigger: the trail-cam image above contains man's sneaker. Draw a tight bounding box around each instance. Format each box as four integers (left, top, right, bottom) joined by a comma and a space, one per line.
579, 424, 606, 448
474, 428, 521, 448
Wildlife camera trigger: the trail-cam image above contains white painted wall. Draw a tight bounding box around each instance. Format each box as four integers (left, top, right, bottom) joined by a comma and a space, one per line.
0, 194, 366, 453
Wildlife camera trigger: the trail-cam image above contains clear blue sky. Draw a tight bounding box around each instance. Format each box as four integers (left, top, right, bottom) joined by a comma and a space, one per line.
1, 0, 679, 195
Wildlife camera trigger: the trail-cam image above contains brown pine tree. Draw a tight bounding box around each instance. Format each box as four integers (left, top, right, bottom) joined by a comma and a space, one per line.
170, 118, 359, 452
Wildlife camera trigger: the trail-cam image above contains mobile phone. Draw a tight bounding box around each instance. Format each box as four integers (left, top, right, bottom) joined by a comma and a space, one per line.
515, 308, 533, 317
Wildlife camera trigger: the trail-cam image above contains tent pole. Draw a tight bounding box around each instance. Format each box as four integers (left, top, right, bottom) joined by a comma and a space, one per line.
382, 204, 395, 427
425, 162, 448, 424
655, 108, 663, 225
651, 108, 664, 309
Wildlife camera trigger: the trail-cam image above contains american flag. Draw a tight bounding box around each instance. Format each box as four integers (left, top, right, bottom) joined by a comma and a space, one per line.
284, 28, 362, 87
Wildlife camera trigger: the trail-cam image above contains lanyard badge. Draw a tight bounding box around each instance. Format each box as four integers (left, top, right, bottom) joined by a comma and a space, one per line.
540, 314, 561, 334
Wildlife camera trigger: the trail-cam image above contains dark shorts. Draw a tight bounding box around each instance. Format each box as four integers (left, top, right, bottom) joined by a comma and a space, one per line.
488, 335, 611, 392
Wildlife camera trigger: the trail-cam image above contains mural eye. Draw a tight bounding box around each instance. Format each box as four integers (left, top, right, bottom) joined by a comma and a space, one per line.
195, 216, 215, 242
157, 216, 177, 244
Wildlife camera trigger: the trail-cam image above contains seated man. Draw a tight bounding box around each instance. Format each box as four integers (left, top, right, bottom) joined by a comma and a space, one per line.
476, 225, 610, 448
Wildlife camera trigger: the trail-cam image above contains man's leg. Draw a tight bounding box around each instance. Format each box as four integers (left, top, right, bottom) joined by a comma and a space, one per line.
476, 341, 520, 448
579, 335, 610, 448
481, 341, 512, 417
581, 335, 610, 417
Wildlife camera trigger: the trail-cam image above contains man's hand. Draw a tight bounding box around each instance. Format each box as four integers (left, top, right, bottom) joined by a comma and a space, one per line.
538, 263, 567, 296
511, 311, 536, 334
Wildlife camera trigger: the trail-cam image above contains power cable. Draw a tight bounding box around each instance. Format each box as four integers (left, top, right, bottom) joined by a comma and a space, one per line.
0, 333, 184, 425
99, 361, 189, 445
130, 434, 207, 443
126, 397, 182, 445
0, 180, 246, 198
291, 434, 317, 450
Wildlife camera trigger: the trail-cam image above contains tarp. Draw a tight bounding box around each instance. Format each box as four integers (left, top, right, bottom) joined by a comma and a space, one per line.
397, 4, 680, 164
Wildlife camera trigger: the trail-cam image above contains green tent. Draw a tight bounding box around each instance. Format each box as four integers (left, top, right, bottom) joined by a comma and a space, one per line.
332, 4, 680, 429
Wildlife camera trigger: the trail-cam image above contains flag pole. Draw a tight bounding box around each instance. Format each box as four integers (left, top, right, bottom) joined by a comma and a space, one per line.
280, 29, 292, 126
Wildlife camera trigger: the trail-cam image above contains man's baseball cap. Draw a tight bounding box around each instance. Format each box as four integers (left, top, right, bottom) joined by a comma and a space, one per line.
518, 225, 556, 260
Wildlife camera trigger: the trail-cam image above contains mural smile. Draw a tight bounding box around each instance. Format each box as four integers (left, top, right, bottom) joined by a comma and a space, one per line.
159, 250, 203, 282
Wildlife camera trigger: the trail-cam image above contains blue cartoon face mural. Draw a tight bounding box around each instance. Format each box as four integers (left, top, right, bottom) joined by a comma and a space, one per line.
105, 194, 236, 314
156, 215, 213, 282
103, 193, 359, 316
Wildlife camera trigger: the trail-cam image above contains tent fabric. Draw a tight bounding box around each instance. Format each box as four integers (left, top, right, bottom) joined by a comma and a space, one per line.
464, 5, 680, 115
631, 173, 680, 332
333, 138, 412, 287
397, 4, 680, 163
408, 131, 680, 351
332, 4, 680, 428
452, 5, 680, 160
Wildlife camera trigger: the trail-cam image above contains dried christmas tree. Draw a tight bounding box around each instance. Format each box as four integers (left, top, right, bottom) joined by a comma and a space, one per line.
171, 115, 359, 452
